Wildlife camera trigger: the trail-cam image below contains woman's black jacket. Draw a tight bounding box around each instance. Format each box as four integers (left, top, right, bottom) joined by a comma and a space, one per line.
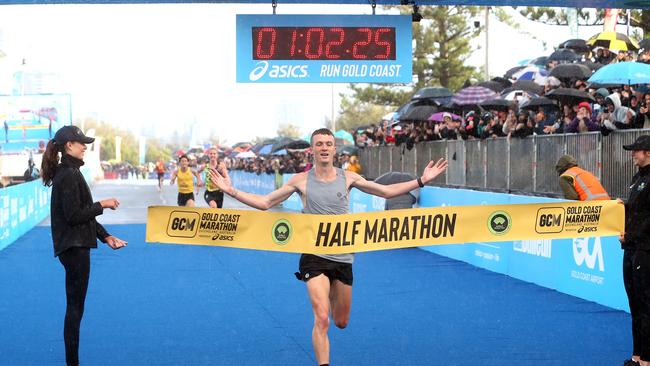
50, 154, 109, 257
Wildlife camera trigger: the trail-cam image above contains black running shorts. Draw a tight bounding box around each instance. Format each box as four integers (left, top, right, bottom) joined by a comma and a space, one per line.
177, 192, 195, 206
204, 190, 224, 208
295, 254, 353, 286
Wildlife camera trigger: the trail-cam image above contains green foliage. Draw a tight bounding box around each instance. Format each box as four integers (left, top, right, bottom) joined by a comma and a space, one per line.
334, 94, 394, 131
276, 123, 302, 138
80, 117, 172, 165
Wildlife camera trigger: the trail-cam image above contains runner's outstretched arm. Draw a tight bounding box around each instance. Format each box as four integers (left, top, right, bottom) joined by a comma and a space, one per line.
208, 168, 300, 210
348, 158, 448, 198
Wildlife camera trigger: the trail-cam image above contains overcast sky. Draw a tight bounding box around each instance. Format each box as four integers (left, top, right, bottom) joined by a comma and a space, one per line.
0, 4, 619, 145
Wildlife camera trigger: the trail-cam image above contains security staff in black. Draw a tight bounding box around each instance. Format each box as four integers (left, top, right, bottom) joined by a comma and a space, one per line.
41, 125, 128, 366
621, 135, 650, 366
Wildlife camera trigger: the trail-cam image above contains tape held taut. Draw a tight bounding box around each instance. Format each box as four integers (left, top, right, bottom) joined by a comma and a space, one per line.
145, 201, 625, 254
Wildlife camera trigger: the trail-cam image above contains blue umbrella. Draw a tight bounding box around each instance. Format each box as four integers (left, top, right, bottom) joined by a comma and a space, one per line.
334, 130, 354, 144
587, 61, 650, 85
273, 149, 288, 156
258, 144, 273, 155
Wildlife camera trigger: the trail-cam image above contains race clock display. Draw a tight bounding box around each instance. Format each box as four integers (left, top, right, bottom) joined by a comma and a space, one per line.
236, 14, 412, 83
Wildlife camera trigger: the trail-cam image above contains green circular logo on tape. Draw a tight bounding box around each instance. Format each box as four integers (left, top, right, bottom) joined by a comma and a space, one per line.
272, 219, 292, 245
488, 211, 511, 236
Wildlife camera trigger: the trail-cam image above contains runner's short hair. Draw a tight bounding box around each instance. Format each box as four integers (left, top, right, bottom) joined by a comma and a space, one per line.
178, 154, 189, 162
311, 128, 334, 144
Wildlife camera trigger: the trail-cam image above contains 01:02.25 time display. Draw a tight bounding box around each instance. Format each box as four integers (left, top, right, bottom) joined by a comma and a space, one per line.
252, 26, 396, 61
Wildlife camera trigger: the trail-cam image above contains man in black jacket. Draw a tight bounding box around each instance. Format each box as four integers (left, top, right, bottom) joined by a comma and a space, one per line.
621, 135, 650, 366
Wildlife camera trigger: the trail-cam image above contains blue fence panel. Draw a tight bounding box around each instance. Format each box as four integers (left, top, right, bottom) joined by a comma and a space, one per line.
0, 179, 51, 251
229, 171, 275, 196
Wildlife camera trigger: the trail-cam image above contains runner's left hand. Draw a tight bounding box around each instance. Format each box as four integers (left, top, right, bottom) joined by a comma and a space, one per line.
420, 158, 448, 184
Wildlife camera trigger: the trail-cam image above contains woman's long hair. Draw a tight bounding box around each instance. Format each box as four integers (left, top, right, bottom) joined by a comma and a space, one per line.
41, 140, 62, 186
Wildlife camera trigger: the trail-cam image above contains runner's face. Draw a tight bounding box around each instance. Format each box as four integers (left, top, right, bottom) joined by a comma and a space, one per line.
179, 157, 189, 169
209, 150, 218, 163
311, 134, 335, 165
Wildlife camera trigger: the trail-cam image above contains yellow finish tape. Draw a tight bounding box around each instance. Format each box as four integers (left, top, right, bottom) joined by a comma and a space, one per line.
146, 200, 624, 254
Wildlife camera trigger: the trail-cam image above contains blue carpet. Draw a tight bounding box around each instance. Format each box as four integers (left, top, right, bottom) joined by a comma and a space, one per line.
0, 224, 632, 365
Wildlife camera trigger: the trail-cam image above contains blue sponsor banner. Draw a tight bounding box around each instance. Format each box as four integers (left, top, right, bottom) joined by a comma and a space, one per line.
0, 179, 51, 251
236, 15, 412, 83
229, 171, 275, 195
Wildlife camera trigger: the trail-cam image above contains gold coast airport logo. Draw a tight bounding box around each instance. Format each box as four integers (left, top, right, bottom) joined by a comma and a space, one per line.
535, 207, 565, 234
167, 211, 200, 238
272, 219, 292, 245
488, 211, 511, 236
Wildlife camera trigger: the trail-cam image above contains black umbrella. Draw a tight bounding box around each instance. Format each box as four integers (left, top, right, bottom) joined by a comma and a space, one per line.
479, 98, 515, 112
545, 87, 595, 104
519, 97, 559, 111
491, 77, 512, 88
399, 104, 439, 121
503, 80, 544, 95
477, 80, 506, 93
271, 137, 309, 153
559, 39, 590, 53
411, 87, 453, 100
640, 39, 650, 52
548, 48, 581, 63
579, 61, 604, 71
549, 63, 593, 80
529, 56, 549, 67
337, 145, 359, 156
504, 65, 526, 79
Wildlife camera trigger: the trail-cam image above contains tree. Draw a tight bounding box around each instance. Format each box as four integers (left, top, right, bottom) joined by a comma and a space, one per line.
277, 123, 301, 138
334, 94, 393, 132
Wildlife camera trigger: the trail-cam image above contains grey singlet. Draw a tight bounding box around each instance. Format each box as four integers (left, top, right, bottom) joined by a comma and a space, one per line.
303, 167, 354, 264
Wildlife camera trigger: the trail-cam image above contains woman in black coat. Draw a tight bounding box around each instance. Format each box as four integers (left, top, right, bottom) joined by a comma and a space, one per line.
41, 125, 127, 366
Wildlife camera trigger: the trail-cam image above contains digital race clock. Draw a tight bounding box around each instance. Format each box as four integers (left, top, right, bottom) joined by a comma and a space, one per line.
236, 15, 412, 83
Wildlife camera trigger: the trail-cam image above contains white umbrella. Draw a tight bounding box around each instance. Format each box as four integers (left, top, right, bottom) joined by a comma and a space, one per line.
235, 151, 256, 159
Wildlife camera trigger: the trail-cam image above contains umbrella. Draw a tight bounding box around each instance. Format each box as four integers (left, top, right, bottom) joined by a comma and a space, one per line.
411, 87, 453, 100
272, 149, 288, 156
451, 86, 497, 106
334, 130, 354, 144
399, 104, 439, 121
257, 144, 273, 155
504, 65, 526, 79
587, 61, 650, 86
529, 56, 549, 67
519, 97, 559, 111
545, 87, 595, 104
559, 39, 590, 53
382, 112, 399, 121
477, 80, 506, 93
512, 65, 549, 83
337, 145, 359, 156
491, 77, 512, 88
640, 38, 650, 52
236, 151, 256, 159
587, 31, 639, 51
578, 61, 604, 71
428, 112, 462, 122
503, 80, 544, 95
548, 48, 581, 63
478, 98, 515, 112
548, 63, 593, 80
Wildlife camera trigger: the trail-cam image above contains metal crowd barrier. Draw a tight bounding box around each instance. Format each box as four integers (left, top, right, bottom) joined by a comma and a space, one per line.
358, 129, 650, 199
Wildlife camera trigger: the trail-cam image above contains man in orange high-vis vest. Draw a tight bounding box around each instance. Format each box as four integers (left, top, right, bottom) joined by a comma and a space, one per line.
555, 154, 610, 201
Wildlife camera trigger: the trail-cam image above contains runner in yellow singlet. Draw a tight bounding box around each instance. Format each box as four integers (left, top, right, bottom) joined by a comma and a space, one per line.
170, 154, 202, 207
198, 147, 226, 208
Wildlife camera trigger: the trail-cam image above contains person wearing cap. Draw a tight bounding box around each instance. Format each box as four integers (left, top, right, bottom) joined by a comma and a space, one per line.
620, 135, 650, 366
555, 155, 609, 201
40, 125, 127, 366
480, 111, 506, 139
566, 102, 600, 133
